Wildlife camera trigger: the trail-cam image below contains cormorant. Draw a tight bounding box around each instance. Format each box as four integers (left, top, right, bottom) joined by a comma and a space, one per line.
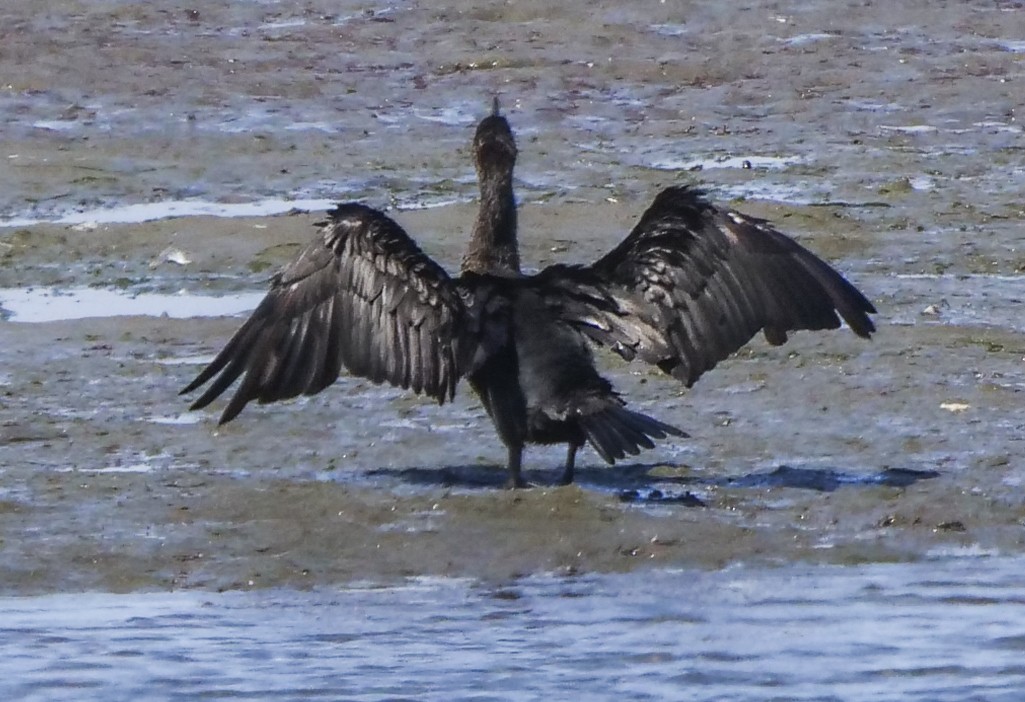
182, 106, 876, 487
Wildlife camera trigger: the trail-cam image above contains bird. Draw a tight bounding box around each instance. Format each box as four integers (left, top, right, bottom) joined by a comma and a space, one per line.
182, 104, 876, 488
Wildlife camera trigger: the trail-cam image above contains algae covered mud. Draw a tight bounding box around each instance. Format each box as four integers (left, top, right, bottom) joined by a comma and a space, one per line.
2, 0, 1025, 698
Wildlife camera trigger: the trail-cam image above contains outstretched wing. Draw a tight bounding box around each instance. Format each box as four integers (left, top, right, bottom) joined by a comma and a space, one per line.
532, 185, 876, 387
182, 203, 470, 423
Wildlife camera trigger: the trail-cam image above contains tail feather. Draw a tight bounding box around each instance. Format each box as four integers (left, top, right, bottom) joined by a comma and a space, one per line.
606, 419, 652, 455
582, 415, 623, 463
617, 409, 684, 441
579, 406, 687, 465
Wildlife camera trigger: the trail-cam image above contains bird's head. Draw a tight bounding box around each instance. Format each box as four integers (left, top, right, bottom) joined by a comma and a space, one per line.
473, 99, 517, 178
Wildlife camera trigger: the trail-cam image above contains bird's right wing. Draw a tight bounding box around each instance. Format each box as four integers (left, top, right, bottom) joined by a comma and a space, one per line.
182, 204, 472, 423
531, 186, 876, 387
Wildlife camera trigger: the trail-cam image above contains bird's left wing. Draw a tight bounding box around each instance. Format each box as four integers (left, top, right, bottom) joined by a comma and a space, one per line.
182, 204, 471, 423
528, 186, 876, 388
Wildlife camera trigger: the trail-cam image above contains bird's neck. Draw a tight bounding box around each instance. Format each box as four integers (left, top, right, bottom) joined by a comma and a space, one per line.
462, 173, 519, 276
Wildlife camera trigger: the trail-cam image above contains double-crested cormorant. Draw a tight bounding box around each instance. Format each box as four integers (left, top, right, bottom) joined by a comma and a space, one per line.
182, 105, 876, 487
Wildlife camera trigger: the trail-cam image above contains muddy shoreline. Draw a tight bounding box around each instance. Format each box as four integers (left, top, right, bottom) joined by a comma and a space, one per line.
3, 1, 1025, 595
3, 201, 1025, 595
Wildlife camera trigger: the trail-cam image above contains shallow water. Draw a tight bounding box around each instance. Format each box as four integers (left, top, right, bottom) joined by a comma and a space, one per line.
4, 555, 1025, 702
0, 286, 262, 322
0, 198, 339, 228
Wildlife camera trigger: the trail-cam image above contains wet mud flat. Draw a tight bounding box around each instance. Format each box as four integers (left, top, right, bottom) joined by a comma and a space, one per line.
2, 0, 1025, 598
3, 202, 1025, 595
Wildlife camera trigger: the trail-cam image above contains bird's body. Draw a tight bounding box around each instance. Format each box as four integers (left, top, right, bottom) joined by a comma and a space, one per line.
183, 106, 876, 487
458, 274, 685, 486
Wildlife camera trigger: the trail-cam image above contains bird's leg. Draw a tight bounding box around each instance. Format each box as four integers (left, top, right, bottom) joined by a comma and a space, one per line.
505, 444, 527, 489
558, 443, 580, 486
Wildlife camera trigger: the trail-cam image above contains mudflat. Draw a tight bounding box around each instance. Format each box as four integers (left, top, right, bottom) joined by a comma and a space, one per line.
2, 1, 1024, 594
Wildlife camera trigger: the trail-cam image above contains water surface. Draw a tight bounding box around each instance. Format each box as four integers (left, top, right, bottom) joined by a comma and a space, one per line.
4, 556, 1025, 701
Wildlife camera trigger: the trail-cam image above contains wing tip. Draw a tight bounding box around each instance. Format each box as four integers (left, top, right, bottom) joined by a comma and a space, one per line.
326, 201, 379, 225
848, 315, 877, 339
647, 184, 710, 212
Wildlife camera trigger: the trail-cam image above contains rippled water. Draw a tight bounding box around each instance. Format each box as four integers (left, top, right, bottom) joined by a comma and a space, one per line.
4, 556, 1025, 702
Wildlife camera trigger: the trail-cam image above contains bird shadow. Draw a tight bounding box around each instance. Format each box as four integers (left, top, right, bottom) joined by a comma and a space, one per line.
365, 463, 940, 506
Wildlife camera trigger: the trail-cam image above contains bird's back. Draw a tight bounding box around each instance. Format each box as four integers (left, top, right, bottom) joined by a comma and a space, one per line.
511, 288, 609, 415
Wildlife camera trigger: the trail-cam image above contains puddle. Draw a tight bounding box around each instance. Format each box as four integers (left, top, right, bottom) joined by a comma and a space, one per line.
781, 32, 837, 46
412, 103, 483, 127
152, 354, 218, 366
0, 287, 264, 323
257, 18, 309, 31
30, 120, 80, 132
146, 414, 204, 426
645, 155, 803, 172
54, 449, 181, 474
649, 23, 688, 37
0, 198, 339, 228
58, 463, 156, 474
719, 179, 834, 205
1, 193, 472, 229
880, 124, 940, 134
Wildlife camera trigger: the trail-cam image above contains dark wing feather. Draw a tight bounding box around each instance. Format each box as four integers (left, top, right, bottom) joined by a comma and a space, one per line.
181, 203, 470, 423
532, 185, 875, 387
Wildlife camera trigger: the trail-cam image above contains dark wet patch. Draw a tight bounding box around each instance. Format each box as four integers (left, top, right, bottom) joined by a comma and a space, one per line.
616, 489, 706, 507
366, 464, 508, 489
721, 465, 941, 492
366, 461, 938, 499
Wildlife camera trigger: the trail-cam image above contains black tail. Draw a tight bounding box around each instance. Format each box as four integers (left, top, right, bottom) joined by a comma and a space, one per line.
579, 406, 687, 464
